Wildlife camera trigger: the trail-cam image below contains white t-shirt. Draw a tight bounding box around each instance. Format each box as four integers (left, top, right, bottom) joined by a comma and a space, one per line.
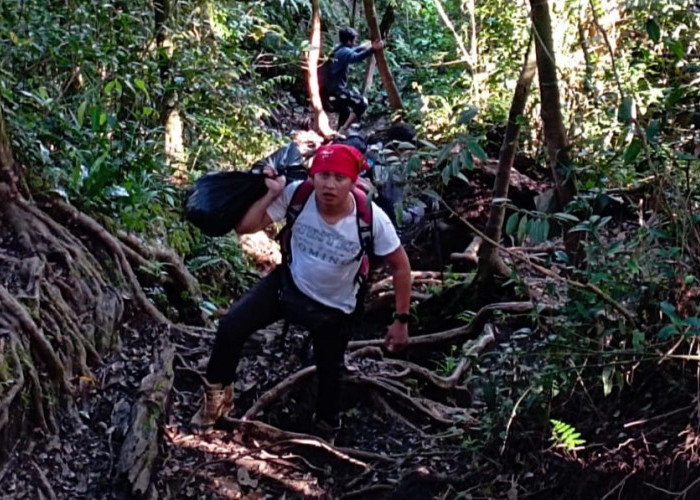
267, 180, 400, 313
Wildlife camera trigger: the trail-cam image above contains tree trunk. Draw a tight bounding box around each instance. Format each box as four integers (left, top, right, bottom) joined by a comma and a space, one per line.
362, 0, 404, 116
154, 0, 186, 178
530, 0, 577, 208
362, 5, 395, 95
477, 36, 537, 281
308, 0, 334, 137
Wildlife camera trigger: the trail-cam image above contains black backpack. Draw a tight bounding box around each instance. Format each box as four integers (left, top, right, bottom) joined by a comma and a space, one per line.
317, 48, 337, 93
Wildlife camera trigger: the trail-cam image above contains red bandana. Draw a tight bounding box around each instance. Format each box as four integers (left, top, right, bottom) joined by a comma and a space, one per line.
309, 144, 369, 182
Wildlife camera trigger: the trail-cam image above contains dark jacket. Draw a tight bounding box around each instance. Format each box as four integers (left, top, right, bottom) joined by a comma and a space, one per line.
320, 44, 374, 95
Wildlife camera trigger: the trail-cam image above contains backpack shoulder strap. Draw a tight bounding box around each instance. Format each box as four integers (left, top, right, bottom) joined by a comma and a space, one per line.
351, 186, 374, 265
286, 179, 314, 227
281, 179, 314, 265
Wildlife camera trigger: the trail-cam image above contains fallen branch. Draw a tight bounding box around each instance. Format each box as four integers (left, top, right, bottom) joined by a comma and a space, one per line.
117, 334, 175, 496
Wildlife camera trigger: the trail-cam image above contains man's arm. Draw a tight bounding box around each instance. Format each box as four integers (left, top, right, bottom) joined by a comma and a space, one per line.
382, 245, 411, 353
347, 40, 385, 63
235, 170, 286, 234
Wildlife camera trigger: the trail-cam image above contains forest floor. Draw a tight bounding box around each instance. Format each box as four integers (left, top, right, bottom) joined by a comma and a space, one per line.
2, 111, 700, 499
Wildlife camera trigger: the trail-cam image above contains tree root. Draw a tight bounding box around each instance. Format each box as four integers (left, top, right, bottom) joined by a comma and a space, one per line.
349, 301, 538, 351
369, 271, 473, 295
236, 306, 523, 443
450, 236, 482, 263
384, 325, 495, 390
117, 230, 202, 305
30, 460, 57, 500
45, 199, 170, 325
371, 393, 428, 436
220, 417, 371, 468
0, 334, 25, 433
243, 365, 316, 420
0, 285, 70, 392
347, 375, 454, 425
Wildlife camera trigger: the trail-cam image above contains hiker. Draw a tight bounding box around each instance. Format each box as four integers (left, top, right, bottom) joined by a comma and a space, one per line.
319, 27, 385, 136
192, 143, 412, 437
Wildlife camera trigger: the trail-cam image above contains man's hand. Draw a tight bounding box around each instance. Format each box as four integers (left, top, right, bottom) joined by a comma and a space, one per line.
262, 165, 285, 196
384, 320, 409, 353
371, 40, 385, 51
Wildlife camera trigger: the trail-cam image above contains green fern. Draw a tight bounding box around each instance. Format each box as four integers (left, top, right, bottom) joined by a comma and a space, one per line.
550, 419, 586, 451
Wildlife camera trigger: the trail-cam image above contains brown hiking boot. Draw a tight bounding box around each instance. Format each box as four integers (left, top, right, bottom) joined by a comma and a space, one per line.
190, 379, 234, 429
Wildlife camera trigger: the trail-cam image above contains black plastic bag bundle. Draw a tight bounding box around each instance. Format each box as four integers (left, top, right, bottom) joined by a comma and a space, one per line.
184, 142, 307, 236
184, 171, 267, 236
250, 142, 307, 183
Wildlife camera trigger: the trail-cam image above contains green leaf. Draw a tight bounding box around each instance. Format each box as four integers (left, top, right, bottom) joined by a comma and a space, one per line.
435, 143, 454, 168
458, 106, 479, 124
441, 165, 451, 186
552, 212, 579, 223
461, 149, 474, 170
657, 324, 678, 339
529, 218, 541, 243
602, 366, 614, 396
517, 214, 529, 244
645, 18, 660, 43
134, 78, 148, 96
659, 301, 678, 321
466, 139, 488, 163
617, 97, 634, 124
77, 99, 88, 127
554, 250, 569, 264
667, 39, 684, 60
632, 330, 645, 350
623, 139, 642, 164
451, 155, 461, 176
667, 88, 684, 106
646, 120, 660, 143
505, 213, 519, 235
406, 155, 422, 174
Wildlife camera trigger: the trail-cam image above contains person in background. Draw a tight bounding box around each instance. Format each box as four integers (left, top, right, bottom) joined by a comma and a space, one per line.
192, 144, 412, 440
319, 27, 384, 136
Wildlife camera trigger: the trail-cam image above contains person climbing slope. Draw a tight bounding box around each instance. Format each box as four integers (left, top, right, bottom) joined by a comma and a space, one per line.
192, 144, 412, 440
319, 27, 384, 136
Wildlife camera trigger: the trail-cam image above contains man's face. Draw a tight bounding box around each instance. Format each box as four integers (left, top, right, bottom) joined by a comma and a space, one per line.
312, 171, 354, 209
349, 36, 358, 47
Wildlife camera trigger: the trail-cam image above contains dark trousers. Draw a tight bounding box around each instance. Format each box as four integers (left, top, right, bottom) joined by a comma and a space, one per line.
206, 266, 355, 423
322, 88, 369, 128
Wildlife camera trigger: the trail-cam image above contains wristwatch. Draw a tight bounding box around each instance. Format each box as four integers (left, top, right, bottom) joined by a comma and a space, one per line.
394, 312, 411, 324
